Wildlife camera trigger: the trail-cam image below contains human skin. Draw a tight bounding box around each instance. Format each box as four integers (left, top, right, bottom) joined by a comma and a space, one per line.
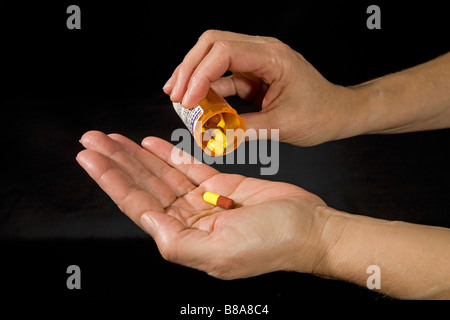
77, 30, 450, 299
76, 131, 450, 300
164, 30, 450, 145
77, 131, 330, 279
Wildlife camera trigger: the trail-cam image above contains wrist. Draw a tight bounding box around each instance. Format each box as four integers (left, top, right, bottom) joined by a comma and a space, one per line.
307, 205, 385, 283
332, 83, 380, 140
307, 206, 450, 299
304, 205, 351, 278
296, 203, 450, 299
285, 204, 350, 277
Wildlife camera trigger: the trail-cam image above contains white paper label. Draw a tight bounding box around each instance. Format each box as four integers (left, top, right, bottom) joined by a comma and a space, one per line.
172, 102, 204, 134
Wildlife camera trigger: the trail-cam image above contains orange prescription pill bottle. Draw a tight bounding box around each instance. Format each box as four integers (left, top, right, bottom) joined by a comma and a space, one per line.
172, 88, 246, 156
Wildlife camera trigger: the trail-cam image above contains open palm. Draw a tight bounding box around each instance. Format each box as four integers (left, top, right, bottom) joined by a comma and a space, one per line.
77, 131, 328, 279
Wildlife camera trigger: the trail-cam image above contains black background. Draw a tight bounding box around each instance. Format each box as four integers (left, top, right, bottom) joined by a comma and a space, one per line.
1, 0, 449, 308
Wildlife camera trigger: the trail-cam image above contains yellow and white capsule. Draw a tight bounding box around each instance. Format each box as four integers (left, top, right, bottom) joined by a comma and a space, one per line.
203, 192, 235, 210
206, 128, 227, 156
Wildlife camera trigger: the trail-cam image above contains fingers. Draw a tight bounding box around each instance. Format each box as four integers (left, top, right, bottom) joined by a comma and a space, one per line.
210, 73, 267, 104
164, 30, 271, 98
76, 149, 164, 226
183, 41, 278, 109
166, 30, 282, 109
79, 131, 176, 208
107, 133, 196, 197
141, 136, 219, 186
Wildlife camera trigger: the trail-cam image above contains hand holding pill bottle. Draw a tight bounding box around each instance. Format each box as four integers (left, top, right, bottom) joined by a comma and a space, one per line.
172, 87, 246, 156
164, 30, 362, 148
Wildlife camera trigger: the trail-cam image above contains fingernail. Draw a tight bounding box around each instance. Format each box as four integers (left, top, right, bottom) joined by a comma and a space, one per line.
181, 88, 192, 108
140, 213, 156, 236
75, 151, 85, 165
163, 83, 171, 93
170, 81, 180, 102
163, 78, 174, 93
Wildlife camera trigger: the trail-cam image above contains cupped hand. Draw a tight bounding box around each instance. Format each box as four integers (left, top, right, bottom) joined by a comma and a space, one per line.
76, 131, 331, 279
164, 30, 362, 146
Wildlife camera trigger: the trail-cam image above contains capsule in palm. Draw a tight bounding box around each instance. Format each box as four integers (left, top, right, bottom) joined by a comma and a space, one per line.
202, 192, 235, 210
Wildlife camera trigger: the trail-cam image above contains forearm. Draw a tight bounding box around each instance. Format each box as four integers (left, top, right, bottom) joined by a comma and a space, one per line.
350, 52, 450, 135
312, 206, 450, 299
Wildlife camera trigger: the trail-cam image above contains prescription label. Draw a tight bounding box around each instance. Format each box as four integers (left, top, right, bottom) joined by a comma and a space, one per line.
173, 102, 204, 134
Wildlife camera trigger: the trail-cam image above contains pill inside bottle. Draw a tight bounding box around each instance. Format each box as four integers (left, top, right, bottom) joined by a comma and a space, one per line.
172, 88, 246, 156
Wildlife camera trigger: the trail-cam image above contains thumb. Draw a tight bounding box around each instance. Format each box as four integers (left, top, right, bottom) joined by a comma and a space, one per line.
240, 111, 279, 141
140, 211, 182, 241
140, 212, 211, 267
